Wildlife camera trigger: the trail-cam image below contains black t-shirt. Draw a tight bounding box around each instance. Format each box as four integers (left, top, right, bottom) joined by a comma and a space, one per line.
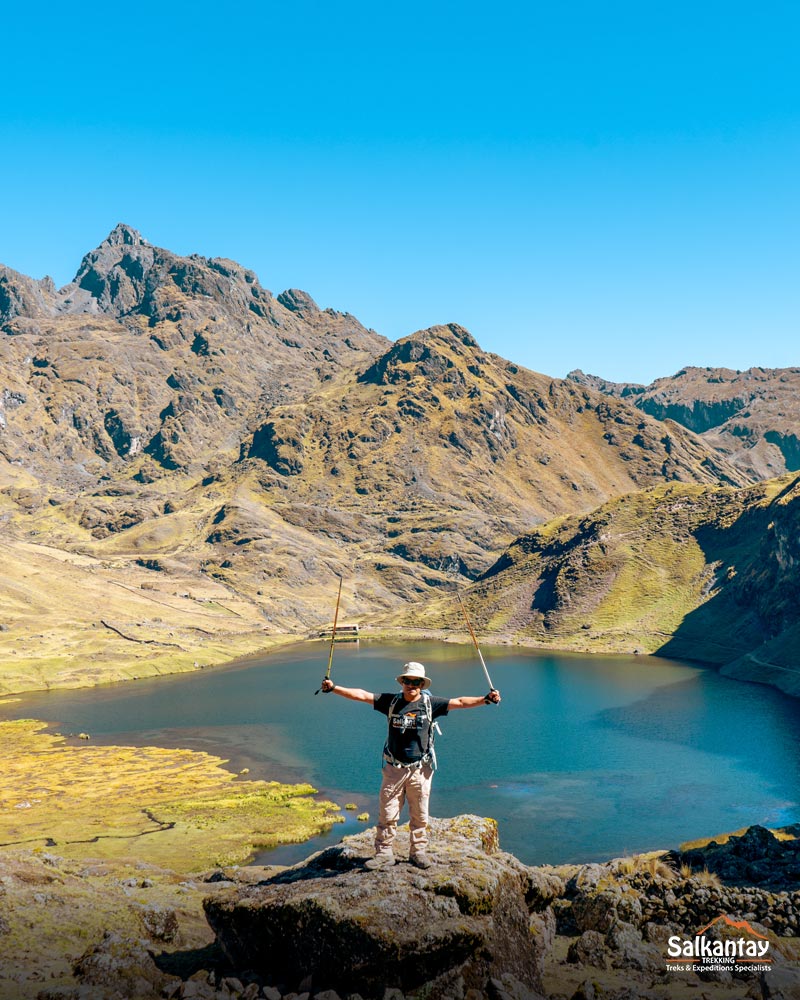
374, 692, 450, 764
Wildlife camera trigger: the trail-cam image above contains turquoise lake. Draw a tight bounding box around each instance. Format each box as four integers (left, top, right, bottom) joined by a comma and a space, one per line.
4, 641, 800, 866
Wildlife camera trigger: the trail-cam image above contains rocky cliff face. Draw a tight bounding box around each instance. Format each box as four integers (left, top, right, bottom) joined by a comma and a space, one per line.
568, 365, 800, 480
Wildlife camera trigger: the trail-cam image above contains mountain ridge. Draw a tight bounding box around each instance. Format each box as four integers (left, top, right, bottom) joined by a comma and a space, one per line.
568, 364, 800, 480
0, 225, 795, 696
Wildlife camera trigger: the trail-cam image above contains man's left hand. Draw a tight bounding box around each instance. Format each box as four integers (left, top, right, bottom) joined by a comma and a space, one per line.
486, 689, 501, 704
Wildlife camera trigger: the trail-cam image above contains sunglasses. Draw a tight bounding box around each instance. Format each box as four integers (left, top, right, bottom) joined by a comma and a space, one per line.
400, 677, 424, 687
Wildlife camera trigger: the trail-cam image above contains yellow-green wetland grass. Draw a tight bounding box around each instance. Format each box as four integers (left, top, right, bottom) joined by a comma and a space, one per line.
0, 718, 342, 998
1, 719, 341, 869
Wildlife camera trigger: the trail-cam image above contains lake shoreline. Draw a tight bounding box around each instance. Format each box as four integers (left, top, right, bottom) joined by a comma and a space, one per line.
0, 621, 759, 701
2, 638, 799, 998
1, 594, 793, 706
5, 638, 797, 872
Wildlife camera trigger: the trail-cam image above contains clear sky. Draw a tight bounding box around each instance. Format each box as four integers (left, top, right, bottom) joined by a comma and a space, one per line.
1, 1, 798, 383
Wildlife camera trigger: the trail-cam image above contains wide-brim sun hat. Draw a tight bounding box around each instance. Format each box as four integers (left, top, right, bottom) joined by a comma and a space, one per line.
396, 661, 431, 689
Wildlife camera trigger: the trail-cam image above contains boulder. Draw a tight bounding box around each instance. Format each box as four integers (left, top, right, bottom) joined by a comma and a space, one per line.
204, 816, 557, 998
566, 930, 608, 968
71, 930, 179, 997
137, 901, 180, 942
762, 966, 800, 999
571, 885, 642, 933
605, 921, 661, 974
528, 906, 556, 954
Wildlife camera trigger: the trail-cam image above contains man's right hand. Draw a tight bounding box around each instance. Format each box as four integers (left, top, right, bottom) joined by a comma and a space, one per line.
321, 678, 335, 693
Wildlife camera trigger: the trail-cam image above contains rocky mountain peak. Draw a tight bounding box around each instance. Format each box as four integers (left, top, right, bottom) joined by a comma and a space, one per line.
415, 322, 480, 350
68, 228, 270, 323
102, 223, 147, 248
357, 322, 483, 386
276, 288, 320, 315
65, 224, 160, 315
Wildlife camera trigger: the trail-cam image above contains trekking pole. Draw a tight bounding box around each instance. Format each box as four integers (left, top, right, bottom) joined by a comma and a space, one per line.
455, 589, 496, 696
315, 575, 342, 694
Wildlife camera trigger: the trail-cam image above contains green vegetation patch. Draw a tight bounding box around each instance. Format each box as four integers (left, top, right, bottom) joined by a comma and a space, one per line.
0, 719, 340, 870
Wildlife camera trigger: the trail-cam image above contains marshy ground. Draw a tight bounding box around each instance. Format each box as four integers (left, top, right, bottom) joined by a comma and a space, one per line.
0, 716, 342, 998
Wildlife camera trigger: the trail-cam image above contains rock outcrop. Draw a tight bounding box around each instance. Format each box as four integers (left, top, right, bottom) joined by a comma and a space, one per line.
198, 819, 800, 1000
679, 824, 800, 892
3, 820, 797, 1000
204, 816, 559, 999
568, 365, 800, 481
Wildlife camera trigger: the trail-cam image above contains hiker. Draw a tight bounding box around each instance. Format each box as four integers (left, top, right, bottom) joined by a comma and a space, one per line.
321, 661, 501, 870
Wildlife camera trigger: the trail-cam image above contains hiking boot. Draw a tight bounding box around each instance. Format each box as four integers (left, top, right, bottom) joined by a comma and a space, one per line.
410, 853, 432, 869
364, 852, 395, 870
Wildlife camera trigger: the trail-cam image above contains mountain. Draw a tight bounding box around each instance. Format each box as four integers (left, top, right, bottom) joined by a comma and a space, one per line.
0, 226, 770, 695
397, 472, 800, 695
238, 322, 750, 585
567, 365, 800, 480
0, 223, 389, 480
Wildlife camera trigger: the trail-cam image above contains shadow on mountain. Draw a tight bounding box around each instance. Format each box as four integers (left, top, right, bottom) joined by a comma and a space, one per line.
656, 475, 800, 670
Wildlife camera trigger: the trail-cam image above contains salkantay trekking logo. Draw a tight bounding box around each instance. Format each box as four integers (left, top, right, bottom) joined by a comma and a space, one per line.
666, 915, 772, 974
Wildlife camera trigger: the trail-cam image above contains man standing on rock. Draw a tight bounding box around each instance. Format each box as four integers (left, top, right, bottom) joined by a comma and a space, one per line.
321, 661, 500, 870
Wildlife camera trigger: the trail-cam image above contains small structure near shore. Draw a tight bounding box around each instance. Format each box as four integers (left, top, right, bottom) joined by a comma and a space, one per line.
317, 622, 360, 641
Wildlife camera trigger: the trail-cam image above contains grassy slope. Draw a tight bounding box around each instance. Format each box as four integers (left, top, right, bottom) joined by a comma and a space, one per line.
0, 454, 353, 694
0, 528, 296, 695
1, 325, 755, 697
3, 464, 797, 699
0, 467, 362, 696
388, 473, 800, 693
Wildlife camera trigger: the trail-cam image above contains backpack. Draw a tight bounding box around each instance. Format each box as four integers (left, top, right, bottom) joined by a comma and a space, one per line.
385, 690, 442, 770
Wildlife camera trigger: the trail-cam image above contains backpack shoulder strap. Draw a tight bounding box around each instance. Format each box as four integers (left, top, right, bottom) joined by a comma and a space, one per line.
422, 690, 438, 769
387, 692, 404, 720
421, 689, 432, 723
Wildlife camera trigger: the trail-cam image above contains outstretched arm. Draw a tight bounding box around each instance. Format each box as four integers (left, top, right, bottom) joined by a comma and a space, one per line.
448, 689, 501, 710
321, 678, 375, 704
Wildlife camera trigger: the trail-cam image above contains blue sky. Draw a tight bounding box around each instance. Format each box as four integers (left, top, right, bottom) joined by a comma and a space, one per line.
1, 1, 798, 383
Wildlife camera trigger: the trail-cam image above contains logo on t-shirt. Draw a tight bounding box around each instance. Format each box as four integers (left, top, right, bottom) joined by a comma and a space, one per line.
391, 711, 422, 731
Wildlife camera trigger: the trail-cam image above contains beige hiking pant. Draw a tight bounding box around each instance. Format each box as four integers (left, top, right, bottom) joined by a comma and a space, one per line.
374, 761, 434, 859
